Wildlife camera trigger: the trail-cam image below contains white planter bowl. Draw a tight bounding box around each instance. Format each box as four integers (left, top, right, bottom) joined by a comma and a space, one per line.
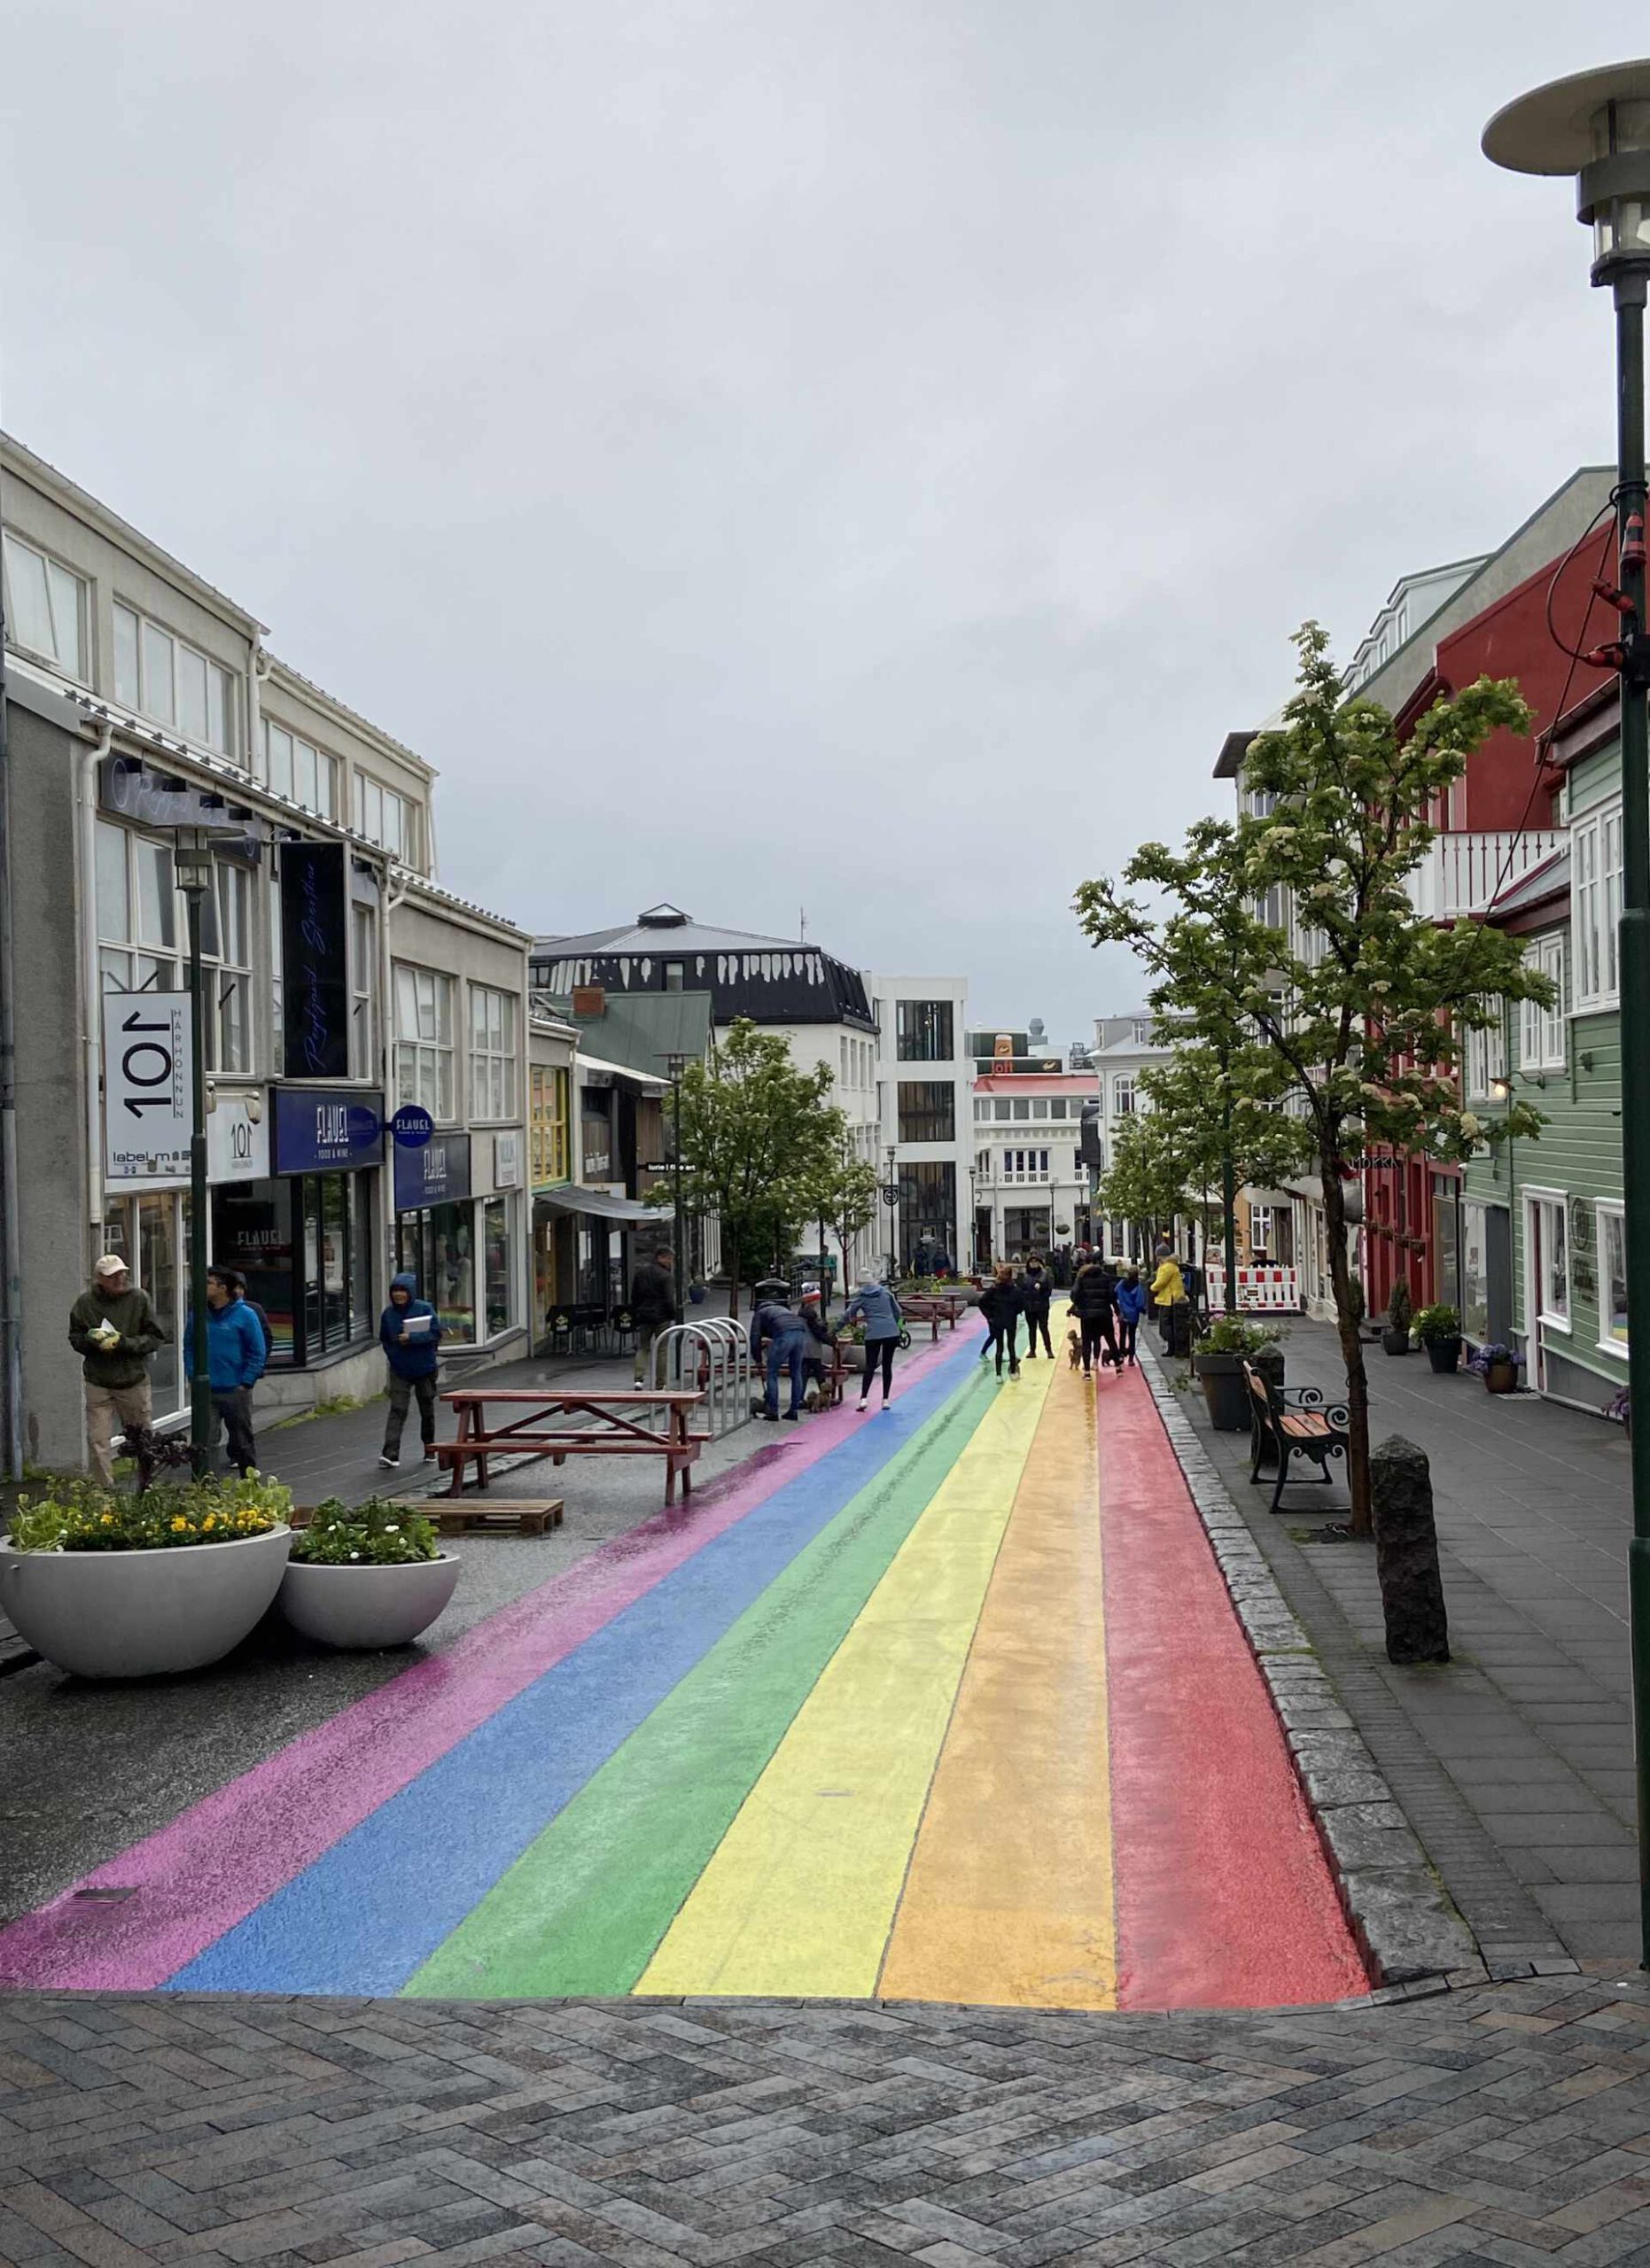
278, 1553, 461, 1649
0, 1526, 292, 1679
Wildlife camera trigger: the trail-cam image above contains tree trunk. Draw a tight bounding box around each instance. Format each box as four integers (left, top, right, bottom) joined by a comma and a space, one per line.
1319, 1157, 1371, 1538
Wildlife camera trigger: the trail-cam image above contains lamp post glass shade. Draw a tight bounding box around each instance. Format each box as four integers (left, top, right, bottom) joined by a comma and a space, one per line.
1483, 62, 1650, 279
174, 828, 214, 893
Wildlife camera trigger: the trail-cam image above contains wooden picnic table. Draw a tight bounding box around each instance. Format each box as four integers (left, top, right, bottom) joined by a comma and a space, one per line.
898, 1292, 970, 1340
436, 1387, 706, 1506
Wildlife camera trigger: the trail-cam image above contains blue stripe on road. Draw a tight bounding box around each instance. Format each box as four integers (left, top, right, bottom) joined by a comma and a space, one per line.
168, 1330, 982, 1995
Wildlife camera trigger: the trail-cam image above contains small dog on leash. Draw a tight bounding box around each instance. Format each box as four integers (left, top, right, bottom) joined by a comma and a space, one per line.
1066, 1329, 1082, 1371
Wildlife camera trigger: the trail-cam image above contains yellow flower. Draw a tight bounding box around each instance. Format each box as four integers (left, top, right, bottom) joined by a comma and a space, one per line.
171, 1516, 188, 1532
101, 1513, 114, 1526
203, 1514, 215, 1530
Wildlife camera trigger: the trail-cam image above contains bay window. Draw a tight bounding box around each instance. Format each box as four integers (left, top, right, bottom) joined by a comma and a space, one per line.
1573, 804, 1623, 1010
1520, 935, 1566, 1072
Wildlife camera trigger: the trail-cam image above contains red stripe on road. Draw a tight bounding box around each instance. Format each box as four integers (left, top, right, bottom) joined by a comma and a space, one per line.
1099, 1367, 1368, 2008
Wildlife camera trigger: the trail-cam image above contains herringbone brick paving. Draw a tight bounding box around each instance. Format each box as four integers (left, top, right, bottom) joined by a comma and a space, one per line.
12, 1981, 1650, 2264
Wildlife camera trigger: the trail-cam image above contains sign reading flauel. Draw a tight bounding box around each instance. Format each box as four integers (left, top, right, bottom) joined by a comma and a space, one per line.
105, 993, 193, 1180
279, 841, 350, 1082
272, 1087, 385, 1175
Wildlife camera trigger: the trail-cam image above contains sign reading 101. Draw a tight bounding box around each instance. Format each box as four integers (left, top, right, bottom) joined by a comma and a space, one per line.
104, 992, 193, 1180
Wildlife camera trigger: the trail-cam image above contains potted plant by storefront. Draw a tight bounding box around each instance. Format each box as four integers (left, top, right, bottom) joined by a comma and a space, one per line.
279, 1497, 460, 1650
0, 1475, 292, 1679
1469, 1342, 1523, 1395
1192, 1315, 1284, 1432
1415, 1303, 1463, 1375
1381, 1280, 1413, 1355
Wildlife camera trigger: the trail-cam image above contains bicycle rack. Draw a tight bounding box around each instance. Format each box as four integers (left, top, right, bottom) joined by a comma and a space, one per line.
649, 1316, 752, 1438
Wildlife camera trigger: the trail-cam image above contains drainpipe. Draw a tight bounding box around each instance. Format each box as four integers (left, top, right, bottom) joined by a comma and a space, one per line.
78, 720, 114, 1261
0, 589, 19, 1475
379, 862, 408, 1280
248, 642, 269, 781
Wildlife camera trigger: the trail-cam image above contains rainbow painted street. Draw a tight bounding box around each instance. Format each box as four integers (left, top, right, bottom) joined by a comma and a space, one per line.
0, 1315, 1366, 2011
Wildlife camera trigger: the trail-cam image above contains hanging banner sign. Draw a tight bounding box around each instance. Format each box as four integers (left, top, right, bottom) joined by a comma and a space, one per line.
105, 992, 193, 1180
280, 840, 351, 1081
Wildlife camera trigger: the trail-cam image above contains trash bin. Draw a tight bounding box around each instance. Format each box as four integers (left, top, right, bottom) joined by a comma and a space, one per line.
1164, 1299, 1194, 1358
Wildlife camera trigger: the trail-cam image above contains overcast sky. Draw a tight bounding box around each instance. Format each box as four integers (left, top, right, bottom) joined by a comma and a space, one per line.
0, 2, 1616, 1044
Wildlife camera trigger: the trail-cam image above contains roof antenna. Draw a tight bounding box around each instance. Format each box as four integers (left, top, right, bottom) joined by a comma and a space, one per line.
799, 905, 807, 943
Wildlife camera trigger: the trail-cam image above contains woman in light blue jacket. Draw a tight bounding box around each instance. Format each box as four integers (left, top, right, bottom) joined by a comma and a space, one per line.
843, 1272, 904, 1414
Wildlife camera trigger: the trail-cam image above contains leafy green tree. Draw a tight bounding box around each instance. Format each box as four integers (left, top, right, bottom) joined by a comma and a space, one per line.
1100, 1044, 1304, 1259
798, 1123, 883, 1301
1076, 625, 1550, 1535
653, 1018, 835, 1316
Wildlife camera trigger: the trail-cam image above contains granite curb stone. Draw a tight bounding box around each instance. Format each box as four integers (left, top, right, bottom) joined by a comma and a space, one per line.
1136, 1340, 1491, 1992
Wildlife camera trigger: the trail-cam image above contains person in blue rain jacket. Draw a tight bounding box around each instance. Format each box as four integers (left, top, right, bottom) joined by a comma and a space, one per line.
843, 1272, 904, 1414
379, 1270, 445, 1467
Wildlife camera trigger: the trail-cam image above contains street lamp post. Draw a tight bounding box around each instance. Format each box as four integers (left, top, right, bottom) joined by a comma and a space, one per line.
174, 828, 214, 1475
886, 1143, 899, 1283
1486, 59, 1650, 1961
662, 1051, 690, 1327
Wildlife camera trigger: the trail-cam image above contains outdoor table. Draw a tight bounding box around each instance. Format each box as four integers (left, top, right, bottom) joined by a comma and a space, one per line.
436, 1387, 706, 1505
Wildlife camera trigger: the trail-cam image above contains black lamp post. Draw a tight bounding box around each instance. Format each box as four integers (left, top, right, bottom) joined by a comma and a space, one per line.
886, 1143, 899, 1283
1485, 59, 1650, 1962
661, 1051, 690, 1327
173, 827, 214, 1474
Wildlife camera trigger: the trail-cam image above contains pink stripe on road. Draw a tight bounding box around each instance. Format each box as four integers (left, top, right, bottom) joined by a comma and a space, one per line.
0, 1327, 971, 1992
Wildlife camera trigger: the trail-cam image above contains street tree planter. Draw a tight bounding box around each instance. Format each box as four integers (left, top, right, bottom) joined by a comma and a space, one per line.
0, 1526, 292, 1679
278, 1554, 461, 1650
1193, 1348, 1285, 1432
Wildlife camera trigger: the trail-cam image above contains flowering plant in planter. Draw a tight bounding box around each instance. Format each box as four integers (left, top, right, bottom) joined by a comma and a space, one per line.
289, 1497, 440, 1566
1467, 1342, 1522, 1375
8, 1473, 290, 1553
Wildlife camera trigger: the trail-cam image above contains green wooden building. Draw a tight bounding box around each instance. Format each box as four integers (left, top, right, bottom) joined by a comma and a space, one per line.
1459, 686, 1629, 1414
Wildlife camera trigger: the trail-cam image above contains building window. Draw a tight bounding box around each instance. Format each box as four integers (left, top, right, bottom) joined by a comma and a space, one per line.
113, 602, 236, 759
469, 984, 518, 1121
1132, 1020, 1153, 1044
896, 1000, 954, 1061
896, 1161, 956, 1270
896, 1081, 954, 1144
201, 858, 253, 1076
1520, 935, 1566, 1072
95, 823, 258, 1072
530, 1064, 572, 1185
350, 904, 377, 1080
993, 1099, 1011, 1121
3, 531, 87, 679
663, 960, 685, 992
354, 772, 418, 866
1461, 1200, 1490, 1342
484, 1196, 514, 1338
1048, 1098, 1067, 1119
1599, 1201, 1629, 1353
394, 965, 455, 1122
214, 1172, 371, 1365
1113, 1075, 1137, 1117
395, 1202, 474, 1343
263, 720, 339, 819
1463, 1014, 1507, 1102
1574, 804, 1623, 1009
1530, 1192, 1569, 1329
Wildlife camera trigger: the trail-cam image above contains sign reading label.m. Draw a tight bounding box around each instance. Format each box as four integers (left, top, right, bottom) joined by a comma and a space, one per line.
105, 993, 193, 1179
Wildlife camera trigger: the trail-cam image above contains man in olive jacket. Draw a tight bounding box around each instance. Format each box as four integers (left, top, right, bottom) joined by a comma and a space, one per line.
69, 1254, 167, 1485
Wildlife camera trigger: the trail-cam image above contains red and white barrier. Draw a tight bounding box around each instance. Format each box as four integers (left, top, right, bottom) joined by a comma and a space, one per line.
1202, 1265, 1300, 1314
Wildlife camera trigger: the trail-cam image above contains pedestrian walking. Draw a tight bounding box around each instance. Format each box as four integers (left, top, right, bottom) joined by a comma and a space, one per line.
1150, 1247, 1187, 1344
750, 1278, 810, 1422
1016, 1254, 1055, 1359
1069, 1254, 1117, 1378
977, 1262, 1022, 1379
378, 1270, 445, 1468
798, 1283, 837, 1410
1116, 1264, 1148, 1365
628, 1247, 677, 1386
184, 1267, 267, 1477
69, 1253, 167, 1486
844, 1270, 904, 1412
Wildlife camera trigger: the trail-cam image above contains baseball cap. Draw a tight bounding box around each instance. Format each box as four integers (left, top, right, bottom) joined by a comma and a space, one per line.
93, 1254, 128, 1278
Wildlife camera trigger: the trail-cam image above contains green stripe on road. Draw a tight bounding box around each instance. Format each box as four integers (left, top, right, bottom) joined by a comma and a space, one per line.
405, 1365, 995, 1999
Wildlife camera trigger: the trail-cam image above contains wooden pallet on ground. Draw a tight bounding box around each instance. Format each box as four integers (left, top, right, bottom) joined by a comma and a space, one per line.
425, 1499, 564, 1537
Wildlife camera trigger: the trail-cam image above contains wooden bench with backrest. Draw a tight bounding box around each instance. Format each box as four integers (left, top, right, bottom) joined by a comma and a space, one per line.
1241, 1361, 1349, 1512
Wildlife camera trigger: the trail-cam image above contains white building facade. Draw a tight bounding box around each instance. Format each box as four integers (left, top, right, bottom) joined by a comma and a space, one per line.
869, 974, 969, 1275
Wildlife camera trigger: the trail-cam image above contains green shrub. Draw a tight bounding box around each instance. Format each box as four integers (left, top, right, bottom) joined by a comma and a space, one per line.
289, 1496, 440, 1567
8, 1473, 291, 1554
1200, 1314, 1282, 1356
1413, 1303, 1460, 1344
1387, 1280, 1413, 1335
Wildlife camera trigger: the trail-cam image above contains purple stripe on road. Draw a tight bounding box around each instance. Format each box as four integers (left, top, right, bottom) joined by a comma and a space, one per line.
0, 1328, 971, 1992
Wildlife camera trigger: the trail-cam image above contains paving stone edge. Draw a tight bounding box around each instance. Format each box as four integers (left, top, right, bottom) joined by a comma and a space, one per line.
1135, 1340, 1490, 1996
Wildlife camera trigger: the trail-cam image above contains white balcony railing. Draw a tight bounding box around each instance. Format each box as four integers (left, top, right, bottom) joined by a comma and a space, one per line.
1405, 830, 1564, 921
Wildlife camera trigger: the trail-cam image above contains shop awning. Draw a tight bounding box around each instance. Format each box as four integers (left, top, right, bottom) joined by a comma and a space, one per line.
535, 1184, 673, 1223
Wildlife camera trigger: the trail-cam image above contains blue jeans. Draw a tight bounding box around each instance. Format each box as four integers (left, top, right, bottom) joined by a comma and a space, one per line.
765, 1340, 806, 1416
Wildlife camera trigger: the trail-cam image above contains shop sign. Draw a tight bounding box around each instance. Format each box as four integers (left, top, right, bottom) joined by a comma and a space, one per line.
274, 1086, 385, 1173
98, 758, 263, 860
207, 1091, 269, 1181
104, 992, 192, 1180
494, 1130, 522, 1189
395, 1129, 472, 1212
279, 841, 350, 1082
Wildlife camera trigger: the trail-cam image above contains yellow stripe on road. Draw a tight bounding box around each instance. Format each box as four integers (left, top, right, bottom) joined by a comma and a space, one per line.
636, 1358, 1055, 1999
878, 1353, 1115, 2009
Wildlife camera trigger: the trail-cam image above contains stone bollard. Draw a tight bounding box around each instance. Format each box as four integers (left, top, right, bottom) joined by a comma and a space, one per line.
1371, 1433, 1450, 1666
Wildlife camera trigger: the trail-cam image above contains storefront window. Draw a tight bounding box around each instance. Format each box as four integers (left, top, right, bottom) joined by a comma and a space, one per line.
1461, 1201, 1490, 1344
484, 1197, 512, 1338
1599, 1203, 1629, 1350
397, 1201, 476, 1342
212, 1171, 370, 1363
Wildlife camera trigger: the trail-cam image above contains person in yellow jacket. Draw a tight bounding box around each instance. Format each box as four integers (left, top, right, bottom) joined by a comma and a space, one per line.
1149, 1252, 1186, 1308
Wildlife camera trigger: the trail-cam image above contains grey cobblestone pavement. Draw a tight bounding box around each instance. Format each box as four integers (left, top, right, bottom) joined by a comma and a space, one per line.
14, 1977, 1650, 2264
1162, 1321, 1638, 1969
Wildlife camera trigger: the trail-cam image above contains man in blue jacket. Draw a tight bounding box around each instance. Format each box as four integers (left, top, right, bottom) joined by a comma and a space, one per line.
750, 1278, 811, 1423
379, 1271, 445, 1468
184, 1267, 268, 1476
